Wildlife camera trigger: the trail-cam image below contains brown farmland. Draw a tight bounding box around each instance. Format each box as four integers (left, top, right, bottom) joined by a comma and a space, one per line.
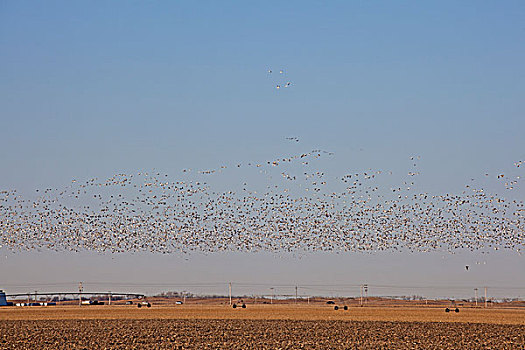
1, 305, 524, 349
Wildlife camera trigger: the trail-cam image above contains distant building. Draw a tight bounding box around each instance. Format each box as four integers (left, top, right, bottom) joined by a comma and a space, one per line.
0, 290, 7, 306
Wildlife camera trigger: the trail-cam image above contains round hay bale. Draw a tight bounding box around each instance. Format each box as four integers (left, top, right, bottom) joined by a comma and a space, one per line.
343, 306, 348, 310
334, 306, 339, 310
445, 308, 450, 313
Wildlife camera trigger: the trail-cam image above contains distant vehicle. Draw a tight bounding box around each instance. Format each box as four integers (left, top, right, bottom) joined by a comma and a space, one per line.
137, 301, 151, 308
326, 300, 335, 305
334, 305, 349, 311
126, 301, 133, 305
175, 301, 183, 305
445, 300, 460, 313
232, 299, 246, 309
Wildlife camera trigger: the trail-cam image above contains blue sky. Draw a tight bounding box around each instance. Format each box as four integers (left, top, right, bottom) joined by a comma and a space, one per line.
1, 1, 524, 297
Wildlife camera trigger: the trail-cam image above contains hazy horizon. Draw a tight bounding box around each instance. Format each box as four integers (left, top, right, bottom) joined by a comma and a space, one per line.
1, 1, 524, 300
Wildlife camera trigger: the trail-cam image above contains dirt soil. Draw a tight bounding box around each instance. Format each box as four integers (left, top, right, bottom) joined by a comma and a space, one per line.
1, 305, 524, 349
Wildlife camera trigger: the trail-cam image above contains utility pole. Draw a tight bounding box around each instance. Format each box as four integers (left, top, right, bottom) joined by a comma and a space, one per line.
228, 282, 232, 306
363, 284, 368, 306
78, 282, 83, 306
360, 285, 363, 306
108, 291, 111, 306
474, 288, 478, 307
270, 287, 274, 304
295, 286, 298, 304
484, 287, 487, 308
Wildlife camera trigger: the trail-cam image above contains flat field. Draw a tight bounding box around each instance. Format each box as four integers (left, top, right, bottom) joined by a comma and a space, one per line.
1, 305, 524, 349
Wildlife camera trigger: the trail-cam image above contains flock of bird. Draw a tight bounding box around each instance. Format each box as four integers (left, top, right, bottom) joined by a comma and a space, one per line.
269, 68, 292, 90
0, 141, 523, 255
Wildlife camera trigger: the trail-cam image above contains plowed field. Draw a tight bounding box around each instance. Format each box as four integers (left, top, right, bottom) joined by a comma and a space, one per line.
1, 306, 524, 349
